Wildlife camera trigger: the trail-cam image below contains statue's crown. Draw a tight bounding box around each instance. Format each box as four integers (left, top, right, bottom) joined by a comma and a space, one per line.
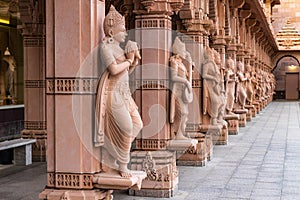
104, 5, 125, 28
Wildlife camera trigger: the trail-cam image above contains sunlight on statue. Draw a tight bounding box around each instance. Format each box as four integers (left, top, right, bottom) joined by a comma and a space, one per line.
169, 37, 193, 140
202, 46, 225, 125
94, 5, 143, 178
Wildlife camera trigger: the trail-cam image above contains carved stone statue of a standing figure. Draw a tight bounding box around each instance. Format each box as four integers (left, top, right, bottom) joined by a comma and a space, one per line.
225, 58, 236, 114
212, 48, 226, 122
235, 61, 247, 109
95, 6, 143, 178
169, 37, 193, 140
202, 46, 224, 125
3, 47, 17, 100
245, 63, 254, 105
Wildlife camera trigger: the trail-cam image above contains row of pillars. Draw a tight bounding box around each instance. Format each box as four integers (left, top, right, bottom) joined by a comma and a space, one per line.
17, 0, 276, 199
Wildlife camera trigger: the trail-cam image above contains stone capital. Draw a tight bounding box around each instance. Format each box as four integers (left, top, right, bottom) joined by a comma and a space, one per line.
134, 0, 184, 16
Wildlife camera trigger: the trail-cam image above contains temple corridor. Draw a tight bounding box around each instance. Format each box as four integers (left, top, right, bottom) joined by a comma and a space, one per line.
1, 101, 300, 199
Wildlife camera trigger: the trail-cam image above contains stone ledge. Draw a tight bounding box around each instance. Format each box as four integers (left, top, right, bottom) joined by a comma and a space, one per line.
93, 171, 147, 190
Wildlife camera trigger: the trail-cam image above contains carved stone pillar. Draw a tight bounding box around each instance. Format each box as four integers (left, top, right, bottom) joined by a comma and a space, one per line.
177, 5, 213, 165
39, 1, 116, 199
129, 0, 186, 197
19, 0, 47, 162
236, 9, 251, 63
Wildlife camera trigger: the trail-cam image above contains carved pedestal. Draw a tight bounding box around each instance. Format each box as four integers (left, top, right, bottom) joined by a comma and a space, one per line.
200, 122, 228, 145
175, 133, 208, 166
234, 109, 248, 127
251, 103, 258, 117
253, 101, 260, 114
224, 114, 239, 135
130, 151, 178, 198
245, 105, 254, 121
93, 171, 146, 190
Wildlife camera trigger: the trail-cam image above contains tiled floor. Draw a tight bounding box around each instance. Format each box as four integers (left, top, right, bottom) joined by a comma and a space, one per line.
0, 101, 300, 200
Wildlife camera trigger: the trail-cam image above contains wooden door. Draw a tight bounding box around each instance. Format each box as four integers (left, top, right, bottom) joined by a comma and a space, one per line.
286, 73, 299, 100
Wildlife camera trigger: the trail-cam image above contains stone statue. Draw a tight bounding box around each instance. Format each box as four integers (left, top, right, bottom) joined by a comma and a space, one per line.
94, 5, 143, 178
265, 71, 272, 99
169, 37, 193, 140
255, 68, 263, 101
2, 47, 17, 100
202, 46, 224, 125
235, 61, 247, 109
245, 63, 254, 105
225, 58, 236, 115
212, 48, 226, 122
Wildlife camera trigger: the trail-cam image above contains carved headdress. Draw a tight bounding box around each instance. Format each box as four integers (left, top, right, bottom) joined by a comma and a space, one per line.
103, 5, 125, 36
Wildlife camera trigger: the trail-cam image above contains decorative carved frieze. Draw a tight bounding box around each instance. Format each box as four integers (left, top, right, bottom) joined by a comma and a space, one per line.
46, 78, 98, 95
136, 139, 168, 150
25, 80, 45, 88
47, 173, 93, 189
24, 121, 46, 130
135, 79, 169, 90
136, 18, 172, 29
24, 37, 45, 47
47, 172, 55, 187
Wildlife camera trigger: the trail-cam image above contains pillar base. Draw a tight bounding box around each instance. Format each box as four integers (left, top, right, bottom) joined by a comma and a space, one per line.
200, 122, 228, 145
175, 136, 207, 166
130, 150, 178, 198
253, 101, 260, 114
245, 105, 254, 121
93, 171, 147, 190
224, 114, 239, 135
39, 189, 113, 200
234, 109, 248, 127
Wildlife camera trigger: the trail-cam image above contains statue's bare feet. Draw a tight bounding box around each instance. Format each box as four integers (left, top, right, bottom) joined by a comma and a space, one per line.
119, 163, 132, 178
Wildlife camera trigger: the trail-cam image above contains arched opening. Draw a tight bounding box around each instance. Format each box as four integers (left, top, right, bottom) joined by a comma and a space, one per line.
273, 55, 300, 99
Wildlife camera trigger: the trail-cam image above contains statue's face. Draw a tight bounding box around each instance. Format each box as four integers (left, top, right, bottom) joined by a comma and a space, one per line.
112, 24, 127, 43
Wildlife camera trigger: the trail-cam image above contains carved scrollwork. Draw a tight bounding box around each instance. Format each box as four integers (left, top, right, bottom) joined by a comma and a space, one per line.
186, 144, 197, 154
142, 152, 159, 181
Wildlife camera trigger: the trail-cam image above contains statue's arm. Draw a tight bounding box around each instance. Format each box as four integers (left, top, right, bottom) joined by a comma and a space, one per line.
170, 60, 189, 85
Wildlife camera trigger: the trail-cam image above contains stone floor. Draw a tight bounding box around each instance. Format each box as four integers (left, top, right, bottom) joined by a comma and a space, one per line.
0, 101, 300, 200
